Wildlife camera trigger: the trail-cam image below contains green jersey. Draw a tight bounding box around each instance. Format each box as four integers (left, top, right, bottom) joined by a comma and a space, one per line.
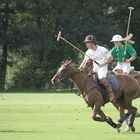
111, 43, 137, 63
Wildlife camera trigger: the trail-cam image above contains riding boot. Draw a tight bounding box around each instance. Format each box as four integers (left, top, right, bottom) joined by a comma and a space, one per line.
100, 78, 116, 102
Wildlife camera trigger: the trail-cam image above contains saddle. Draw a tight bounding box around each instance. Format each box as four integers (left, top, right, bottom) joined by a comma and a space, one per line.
91, 72, 120, 92
129, 70, 140, 78
91, 72, 120, 102
114, 69, 140, 78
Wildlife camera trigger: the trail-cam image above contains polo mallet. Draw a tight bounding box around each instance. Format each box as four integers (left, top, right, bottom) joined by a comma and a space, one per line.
124, 7, 134, 56
57, 31, 99, 65
123, 33, 135, 44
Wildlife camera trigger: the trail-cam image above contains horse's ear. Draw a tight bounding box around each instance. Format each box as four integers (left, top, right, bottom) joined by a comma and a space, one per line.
88, 59, 93, 63
67, 60, 72, 65
65, 60, 69, 64
64, 60, 72, 65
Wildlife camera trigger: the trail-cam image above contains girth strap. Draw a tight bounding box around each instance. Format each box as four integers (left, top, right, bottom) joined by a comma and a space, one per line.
82, 75, 96, 97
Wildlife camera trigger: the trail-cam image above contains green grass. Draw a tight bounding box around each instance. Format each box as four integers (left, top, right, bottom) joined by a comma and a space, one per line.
0, 93, 140, 140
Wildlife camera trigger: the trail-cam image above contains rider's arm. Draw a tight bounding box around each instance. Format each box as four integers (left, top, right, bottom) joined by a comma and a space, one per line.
99, 56, 113, 67
126, 44, 137, 62
126, 56, 136, 62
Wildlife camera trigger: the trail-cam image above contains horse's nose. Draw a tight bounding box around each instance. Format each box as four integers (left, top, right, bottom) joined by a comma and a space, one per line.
51, 78, 54, 84
51, 78, 56, 85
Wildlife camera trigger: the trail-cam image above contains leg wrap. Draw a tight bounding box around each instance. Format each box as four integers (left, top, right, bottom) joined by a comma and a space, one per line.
128, 114, 135, 127
118, 113, 129, 123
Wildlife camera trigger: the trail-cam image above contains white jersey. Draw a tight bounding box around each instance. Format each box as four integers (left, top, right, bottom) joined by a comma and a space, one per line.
83, 45, 111, 79
84, 45, 111, 64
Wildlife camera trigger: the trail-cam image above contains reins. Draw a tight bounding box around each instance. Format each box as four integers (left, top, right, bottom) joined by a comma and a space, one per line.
58, 65, 97, 97
66, 69, 97, 97
59, 71, 81, 82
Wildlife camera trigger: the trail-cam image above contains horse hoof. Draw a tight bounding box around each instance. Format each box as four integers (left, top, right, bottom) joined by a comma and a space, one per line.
116, 128, 121, 133
131, 126, 135, 132
125, 126, 135, 132
125, 127, 131, 132
116, 122, 122, 129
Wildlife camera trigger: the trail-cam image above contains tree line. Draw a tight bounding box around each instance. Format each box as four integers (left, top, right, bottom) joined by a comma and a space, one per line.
0, 0, 140, 91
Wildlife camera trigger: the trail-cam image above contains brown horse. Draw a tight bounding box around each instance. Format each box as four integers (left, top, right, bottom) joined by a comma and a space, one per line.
51, 60, 140, 132
80, 59, 140, 131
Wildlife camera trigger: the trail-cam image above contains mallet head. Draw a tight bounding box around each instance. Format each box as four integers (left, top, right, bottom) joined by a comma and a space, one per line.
57, 31, 62, 41
126, 33, 133, 40
128, 7, 134, 11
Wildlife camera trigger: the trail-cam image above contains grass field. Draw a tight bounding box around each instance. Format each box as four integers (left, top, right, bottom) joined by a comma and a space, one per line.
0, 93, 140, 140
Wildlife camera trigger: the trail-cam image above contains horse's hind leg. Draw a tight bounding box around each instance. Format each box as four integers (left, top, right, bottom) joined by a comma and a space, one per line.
113, 102, 129, 129
117, 105, 137, 132
112, 102, 125, 118
125, 106, 137, 132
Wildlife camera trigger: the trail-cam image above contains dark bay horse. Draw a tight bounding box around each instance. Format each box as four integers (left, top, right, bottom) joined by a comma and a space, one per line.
51, 60, 140, 133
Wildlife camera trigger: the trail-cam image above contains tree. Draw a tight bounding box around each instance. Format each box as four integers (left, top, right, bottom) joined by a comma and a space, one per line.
1, 0, 140, 90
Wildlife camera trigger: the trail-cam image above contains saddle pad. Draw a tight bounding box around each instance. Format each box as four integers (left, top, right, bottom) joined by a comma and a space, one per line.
107, 74, 120, 92
93, 74, 120, 93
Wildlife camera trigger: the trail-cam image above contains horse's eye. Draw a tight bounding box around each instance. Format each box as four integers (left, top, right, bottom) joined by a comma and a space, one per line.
61, 68, 66, 73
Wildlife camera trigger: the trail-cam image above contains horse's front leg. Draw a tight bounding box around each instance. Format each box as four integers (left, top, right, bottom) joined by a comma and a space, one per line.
123, 106, 137, 132
95, 107, 121, 133
92, 104, 117, 129
92, 104, 106, 122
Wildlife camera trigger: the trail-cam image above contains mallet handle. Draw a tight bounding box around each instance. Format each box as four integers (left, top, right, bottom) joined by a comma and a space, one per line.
126, 7, 134, 37
60, 36, 99, 65
124, 7, 134, 56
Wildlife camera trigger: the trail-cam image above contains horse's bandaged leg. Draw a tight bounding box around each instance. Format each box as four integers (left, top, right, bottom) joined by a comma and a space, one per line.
125, 114, 136, 133
128, 114, 135, 127
118, 113, 129, 123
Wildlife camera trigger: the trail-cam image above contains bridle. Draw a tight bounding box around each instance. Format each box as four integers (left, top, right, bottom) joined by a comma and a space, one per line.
58, 70, 81, 82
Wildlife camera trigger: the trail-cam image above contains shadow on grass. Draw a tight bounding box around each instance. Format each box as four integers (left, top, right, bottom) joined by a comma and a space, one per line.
120, 132, 140, 135
0, 130, 41, 133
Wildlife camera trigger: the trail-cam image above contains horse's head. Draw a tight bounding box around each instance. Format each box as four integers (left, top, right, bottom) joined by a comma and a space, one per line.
51, 60, 74, 85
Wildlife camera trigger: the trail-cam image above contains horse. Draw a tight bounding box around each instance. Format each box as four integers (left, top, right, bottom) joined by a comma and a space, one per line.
81, 58, 140, 131
51, 60, 140, 133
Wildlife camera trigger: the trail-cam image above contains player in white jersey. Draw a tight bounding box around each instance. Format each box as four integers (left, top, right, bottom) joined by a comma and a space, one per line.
79, 35, 115, 102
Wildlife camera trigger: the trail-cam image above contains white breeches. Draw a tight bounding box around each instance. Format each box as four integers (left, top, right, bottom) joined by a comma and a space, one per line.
113, 62, 131, 74
93, 65, 108, 79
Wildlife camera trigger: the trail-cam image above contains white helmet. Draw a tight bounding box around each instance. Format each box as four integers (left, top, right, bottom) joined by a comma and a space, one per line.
110, 34, 123, 42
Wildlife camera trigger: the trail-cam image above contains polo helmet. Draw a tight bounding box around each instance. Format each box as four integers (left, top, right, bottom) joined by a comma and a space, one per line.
110, 34, 123, 42
83, 35, 97, 44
